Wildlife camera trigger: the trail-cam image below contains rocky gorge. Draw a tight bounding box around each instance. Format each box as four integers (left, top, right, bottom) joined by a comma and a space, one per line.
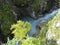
0, 0, 60, 44
1, 0, 60, 19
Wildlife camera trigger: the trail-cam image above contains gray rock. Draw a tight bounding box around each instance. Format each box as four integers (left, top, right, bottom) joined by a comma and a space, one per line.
56, 38, 60, 45
46, 29, 56, 40
55, 21, 60, 27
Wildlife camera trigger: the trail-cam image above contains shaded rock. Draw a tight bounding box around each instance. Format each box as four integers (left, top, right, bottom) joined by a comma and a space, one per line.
5, 0, 60, 19
0, 41, 2, 45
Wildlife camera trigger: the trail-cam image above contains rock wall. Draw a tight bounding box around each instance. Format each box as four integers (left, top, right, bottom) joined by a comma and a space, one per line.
0, 0, 60, 19
8, 0, 60, 19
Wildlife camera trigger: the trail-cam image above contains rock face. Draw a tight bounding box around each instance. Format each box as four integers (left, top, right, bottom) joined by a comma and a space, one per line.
46, 9, 60, 44
6, 0, 60, 19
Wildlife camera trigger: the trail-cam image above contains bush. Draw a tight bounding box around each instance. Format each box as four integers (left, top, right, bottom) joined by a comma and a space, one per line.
20, 36, 41, 45
0, 4, 16, 36
10, 20, 31, 40
5, 38, 17, 45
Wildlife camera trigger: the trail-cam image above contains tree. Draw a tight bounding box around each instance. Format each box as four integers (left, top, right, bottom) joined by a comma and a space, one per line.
10, 20, 31, 40
0, 3, 16, 39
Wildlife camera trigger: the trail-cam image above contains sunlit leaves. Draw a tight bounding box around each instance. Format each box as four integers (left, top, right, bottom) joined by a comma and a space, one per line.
6, 38, 17, 45
10, 20, 31, 40
21, 36, 41, 45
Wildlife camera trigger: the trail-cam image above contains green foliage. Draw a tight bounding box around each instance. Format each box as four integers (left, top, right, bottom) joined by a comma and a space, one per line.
20, 22, 48, 45
38, 23, 48, 45
20, 21, 48, 45
7, 20, 47, 45
47, 9, 60, 40
20, 36, 40, 45
2, 4, 12, 13
0, 4, 16, 36
5, 38, 17, 45
3, 12, 59, 45
10, 20, 31, 40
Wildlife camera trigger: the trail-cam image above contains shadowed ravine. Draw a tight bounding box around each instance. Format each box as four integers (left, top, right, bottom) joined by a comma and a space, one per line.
22, 9, 58, 36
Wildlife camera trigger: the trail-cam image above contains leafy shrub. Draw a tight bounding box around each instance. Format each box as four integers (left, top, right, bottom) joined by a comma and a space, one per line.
20, 20, 48, 45
10, 20, 31, 40
5, 38, 17, 45
20, 36, 41, 45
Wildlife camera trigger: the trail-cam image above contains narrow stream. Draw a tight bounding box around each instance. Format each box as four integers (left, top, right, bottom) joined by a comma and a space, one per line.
5, 0, 58, 37
22, 9, 58, 36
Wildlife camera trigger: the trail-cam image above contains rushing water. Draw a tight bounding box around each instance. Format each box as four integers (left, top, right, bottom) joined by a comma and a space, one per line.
22, 9, 58, 36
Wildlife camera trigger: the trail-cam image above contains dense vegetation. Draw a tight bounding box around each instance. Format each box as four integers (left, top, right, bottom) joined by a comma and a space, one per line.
0, 4, 16, 35
10, 20, 31, 40
0, 0, 60, 45
2, 9, 60, 45
0, 4, 16, 43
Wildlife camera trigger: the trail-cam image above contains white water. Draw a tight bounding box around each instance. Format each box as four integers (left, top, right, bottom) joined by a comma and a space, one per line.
22, 9, 58, 36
